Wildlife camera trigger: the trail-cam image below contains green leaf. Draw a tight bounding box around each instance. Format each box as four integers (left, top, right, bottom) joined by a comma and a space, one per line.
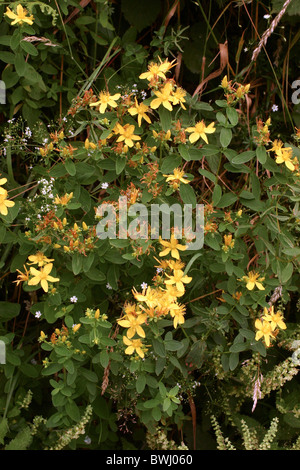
0, 418, 9, 445
121, 0, 162, 32
136, 374, 146, 394
226, 107, 239, 126
179, 183, 197, 206
155, 356, 166, 375
220, 127, 232, 148
178, 144, 190, 161
72, 253, 83, 275
216, 192, 238, 208
20, 40, 38, 56
116, 157, 126, 175
65, 400, 81, 422
161, 154, 182, 173
14, 52, 26, 76
281, 263, 293, 283
158, 106, 172, 132
0, 302, 21, 321
212, 185, 222, 205
100, 350, 110, 368
65, 159, 76, 176
152, 338, 166, 358
231, 150, 256, 165
256, 146, 267, 164
229, 352, 239, 371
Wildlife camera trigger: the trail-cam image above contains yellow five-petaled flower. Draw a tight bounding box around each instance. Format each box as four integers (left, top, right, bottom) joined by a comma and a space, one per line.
0, 189, 15, 216
27, 252, 54, 267
5, 4, 34, 25
115, 123, 141, 148
186, 120, 216, 144
28, 263, 59, 293
255, 318, 275, 347
159, 234, 187, 260
90, 90, 121, 114
164, 269, 192, 294
128, 98, 152, 127
117, 313, 147, 339
163, 168, 190, 188
262, 306, 287, 331
123, 336, 145, 358
241, 271, 265, 291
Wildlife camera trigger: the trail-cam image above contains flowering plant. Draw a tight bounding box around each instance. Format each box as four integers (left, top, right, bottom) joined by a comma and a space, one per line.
1, 50, 300, 449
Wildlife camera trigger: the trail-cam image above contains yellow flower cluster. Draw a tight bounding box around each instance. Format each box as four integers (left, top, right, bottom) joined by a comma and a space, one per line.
221, 75, 250, 105
14, 252, 59, 293
117, 235, 192, 359
255, 306, 287, 347
222, 233, 235, 253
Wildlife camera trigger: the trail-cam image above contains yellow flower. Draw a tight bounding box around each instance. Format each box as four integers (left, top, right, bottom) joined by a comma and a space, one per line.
221, 75, 228, 88
262, 307, 287, 331
5, 4, 34, 25
54, 192, 73, 206
72, 323, 81, 333
85, 138, 97, 150
222, 234, 235, 252
123, 336, 145, 358
255, 318, 275, 347
168, 259, 185, 271
163, 168, 190, 187
164, 269, 192, 294
117, 313, 147, 338
27, 252, 54, 267
90, 91, 121, 114
275, 147, 295, 172
0, 177, 8, 187
115, 123, 141, 148
132, 286, 158, 309
150, 82, 174, 112
38, 331, 47, 343
0, 189, 15, 216
241, 271, 265, 291
268, 139, 283, 154
159, 234, 187, 260
139, 59, 175, 82
186, 120, 216, 144
172, 87, 186, 109
28, 263, 59, 293
128, 98, 152, 127
169, 303, 186, 328
13, 265, 30, 286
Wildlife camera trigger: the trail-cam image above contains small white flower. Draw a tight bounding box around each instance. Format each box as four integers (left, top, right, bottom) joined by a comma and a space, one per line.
70, 296, 78, 303
272, 104, 279, 112
106, 283, 112, 290
264, 14, 271, 19
35, 311, 42, 319
156, 267, 163, 274
141, 282, 148, 290
84, 436, 91, 445
101, 182, 109, 190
